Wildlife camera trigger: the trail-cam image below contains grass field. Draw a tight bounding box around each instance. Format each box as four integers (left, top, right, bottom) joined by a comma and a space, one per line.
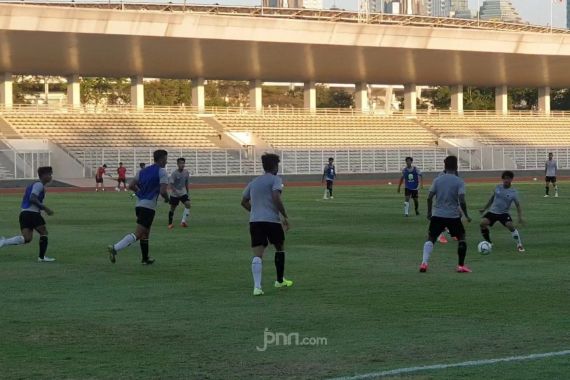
0, 182, 568, 379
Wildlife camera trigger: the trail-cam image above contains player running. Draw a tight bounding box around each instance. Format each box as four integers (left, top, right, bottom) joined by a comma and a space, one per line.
321, 157, 337, 199
108, 150, 169, 265
0, 166, 56, 262
479, 171, 525, 252
168, 158, 191, 229
95, 164, 108, 192
544, 152, 558, 197
397, 156, 423, 216
115, 162, 128, 192
420, 155, 472, 273
241, 153, 293, 296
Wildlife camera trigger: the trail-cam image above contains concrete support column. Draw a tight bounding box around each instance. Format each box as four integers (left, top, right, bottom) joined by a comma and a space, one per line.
354, 82, 369, 112
130, 76, 144, 110
0, 72, 13, 109
303, 81, 316, 113
495, 85, 508, 115
384, 86, 393, 113
67, 74, 81, 108
249, 79, 262, 113
538, 86, 551, 115
404, 83, 417, 114
191, 78, 205, 113
450, 85, 464, 114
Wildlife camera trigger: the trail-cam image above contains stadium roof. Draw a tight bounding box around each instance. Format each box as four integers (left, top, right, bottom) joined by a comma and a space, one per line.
1, 2, 570, 87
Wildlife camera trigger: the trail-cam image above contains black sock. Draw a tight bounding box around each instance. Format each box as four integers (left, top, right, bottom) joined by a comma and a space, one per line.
329, 188, 333, 197
546, 186, 549, 195
140, 239, 149, 261
481, 228, 492, 243
39, 235, 48, 259
275, 251, 285, 283
414, 199, 419, 212
168, 211, 174, 225
458, 241, 467, 266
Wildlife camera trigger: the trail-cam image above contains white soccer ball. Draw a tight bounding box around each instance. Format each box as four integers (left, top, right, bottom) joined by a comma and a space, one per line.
388, 182, 392, 185
477, 241, 492, 255
533, 177, 537, 181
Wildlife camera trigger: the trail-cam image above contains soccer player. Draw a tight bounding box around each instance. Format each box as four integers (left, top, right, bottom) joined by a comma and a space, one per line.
168, 157, 191, 229
544, 152, 558, 197
480, 171, 525, 252
321, 157, 336, 199
107, 150, 169, 265
95, 164, 108, 192
130, 163, 147, 198
116, 162, 127, 192
0, 166, 56, 262
397, 156, 423, 216
420, 155, 472, 273
241, 153, 293, 296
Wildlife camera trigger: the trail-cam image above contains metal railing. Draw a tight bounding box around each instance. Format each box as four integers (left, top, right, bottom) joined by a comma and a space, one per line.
0, 150, 51, 179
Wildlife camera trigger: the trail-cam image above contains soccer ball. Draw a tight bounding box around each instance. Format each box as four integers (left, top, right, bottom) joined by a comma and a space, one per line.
477, 241, 492, 255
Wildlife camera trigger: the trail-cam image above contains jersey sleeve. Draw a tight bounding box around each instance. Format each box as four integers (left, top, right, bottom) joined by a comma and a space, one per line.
159, 168, 169, 184
242, 183, 251, 200
458, 180, 466, 195
273, 176, 283, 192
429, 177, 438, 193
31, 182, 44, 196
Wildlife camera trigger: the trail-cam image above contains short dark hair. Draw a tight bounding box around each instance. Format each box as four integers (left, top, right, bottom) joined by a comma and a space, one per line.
37, 166, 53, 178
102, 164, 107, 168
328, 157, 334, 161
444, 155, 458, 171
139, 163, 146, 168
177, 157, 186, 164
119, 162, 123, 166
262, 153, 280, 172
502, 170, 514, 179
153, 149, 168, 162
405, 156, 413, 162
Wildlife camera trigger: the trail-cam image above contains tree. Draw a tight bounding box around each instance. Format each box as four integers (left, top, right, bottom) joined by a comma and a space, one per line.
144, 79, 191, 106
316, 85, 354, 108
81, 77, 129, 106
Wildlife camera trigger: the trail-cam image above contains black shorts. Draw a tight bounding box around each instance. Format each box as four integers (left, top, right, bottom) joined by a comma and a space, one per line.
250, 222, 285, 248
405, 188, 419, 198
117, 178, 126, 184
483, 212, 512, 226
19, 211, 46, 230
136, 207, 156, 229
326, 180, 334, 190
545, 176, 557, 183
169, 194, 190, 206
429, 216, 465, 240
95, 177, 103, 183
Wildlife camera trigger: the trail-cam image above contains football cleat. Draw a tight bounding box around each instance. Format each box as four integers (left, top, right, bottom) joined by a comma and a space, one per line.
0, 236, 5, 249
544, 194, 549, 198
456, 265, 472, 273
168, 224, 174, 230
419, 263, 428, 273
142, 258, 155, 265
108, 245, 117, 264
517, 244, 526, 253
180, 221, 188, 228
38, 256, 56, 263
253, 288, 264, 296
438, 234, 448, 244
555, 193, 559, 198
274, 278, 294, 288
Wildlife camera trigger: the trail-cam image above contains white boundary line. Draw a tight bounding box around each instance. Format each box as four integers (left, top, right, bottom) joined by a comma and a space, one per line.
329, 350, 570, 380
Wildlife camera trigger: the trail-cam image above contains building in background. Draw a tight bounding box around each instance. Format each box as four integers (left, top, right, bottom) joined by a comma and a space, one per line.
425, 0, 450, 17
263, 0, 323, 9
479, 0, 522, 23
450, 0, 471, 18
373, 0, 426, 15
567, 0, 570, 29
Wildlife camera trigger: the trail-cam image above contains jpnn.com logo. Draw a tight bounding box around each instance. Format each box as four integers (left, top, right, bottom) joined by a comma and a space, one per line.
257, 328, 328, 352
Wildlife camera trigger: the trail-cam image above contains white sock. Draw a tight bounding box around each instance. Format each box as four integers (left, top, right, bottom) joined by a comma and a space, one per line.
512, 229, 522, 245
404, 201, 410, 215
3, 235, 25, 246
113, 233, 137, 252
323, 189, 328, 198
182, 208, 190, 223
422, 241, 434, 264
252, 257, 262, 289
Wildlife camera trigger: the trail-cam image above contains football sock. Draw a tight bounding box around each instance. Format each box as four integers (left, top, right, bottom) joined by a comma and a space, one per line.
554, 185, 559, 194
140, 239, 149, 261
413, 199, 419, 213
545, 186, 549, 195
275, 251, 285, 283
422, 241, 433, 264
168, 210, 174, 225
182, 208, 190, 223
113, 233, 137, 252
329, 188, 333, 197
39, 235, 48, 259
323, 189, 328, 198
252, 257, 262, 289
481, 227, 492, 243
458, 241, 467, 266
404, 201, 410, 215
512, 229, 522, 245
3, 235, 25, 246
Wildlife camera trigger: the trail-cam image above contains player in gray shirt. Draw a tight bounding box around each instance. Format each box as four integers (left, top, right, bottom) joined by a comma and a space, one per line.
421, 155, 472, 273
480, 171, 525, 252
168, 158, 191, 229
241, 153, 293, 296
544, 152, 558, 197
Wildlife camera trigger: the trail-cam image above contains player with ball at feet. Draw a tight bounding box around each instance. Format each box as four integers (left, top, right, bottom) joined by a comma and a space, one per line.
479, 171, 525, 253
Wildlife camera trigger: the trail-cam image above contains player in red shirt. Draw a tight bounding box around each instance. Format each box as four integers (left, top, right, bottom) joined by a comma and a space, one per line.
116, 162, 127, 192
95, 164, 107, 192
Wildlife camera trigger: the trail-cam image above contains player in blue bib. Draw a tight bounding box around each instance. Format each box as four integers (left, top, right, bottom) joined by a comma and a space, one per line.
321, 157, 337, 200
397, 157, 423, 216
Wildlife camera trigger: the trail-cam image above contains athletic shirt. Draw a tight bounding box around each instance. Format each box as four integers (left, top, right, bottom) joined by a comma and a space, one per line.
545, 159, 557, 177
135, 164, 169, 210
324, 165, 336, 181
489, 185, 519, 215
243, 173, 283, 223
21, 182, 45, 213
402, 166, 422, 190
117, 167, 127, 179
170, 169, 190, 197
430, 173, 465, 218
96, 167, 106, 180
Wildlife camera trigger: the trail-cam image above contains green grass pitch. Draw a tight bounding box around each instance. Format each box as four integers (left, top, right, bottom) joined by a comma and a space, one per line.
0, 182, 568, 379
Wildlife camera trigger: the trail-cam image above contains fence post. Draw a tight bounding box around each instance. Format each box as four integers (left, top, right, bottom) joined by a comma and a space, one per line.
360, 150, 363, 173
210, 150, 213, 176
225, 150, 228, 176
502, 147, 505, 169
13, 151, 17, 179
239, 149, 242, 175
524, 147, 527, 170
